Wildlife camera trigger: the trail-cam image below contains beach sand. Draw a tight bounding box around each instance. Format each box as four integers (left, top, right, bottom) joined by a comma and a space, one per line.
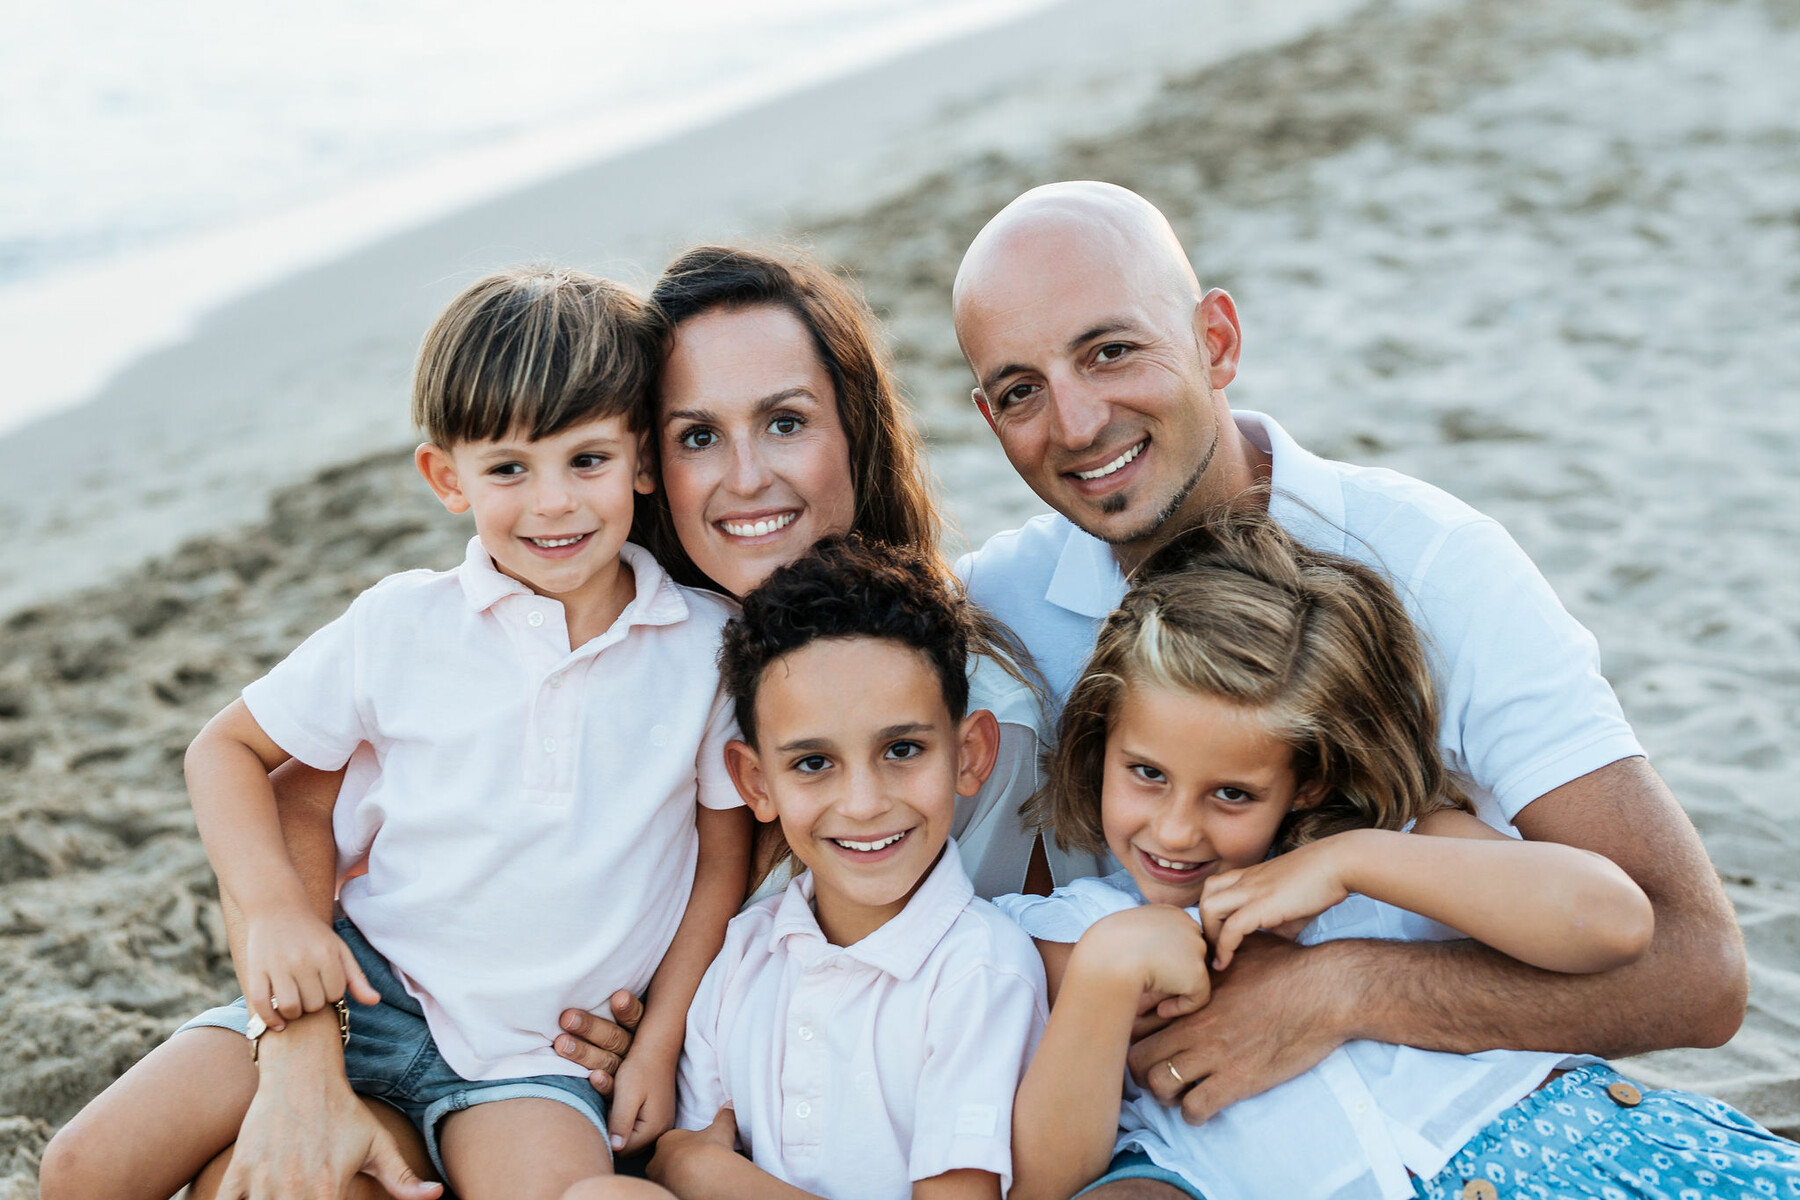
2, 0, 1797, 1191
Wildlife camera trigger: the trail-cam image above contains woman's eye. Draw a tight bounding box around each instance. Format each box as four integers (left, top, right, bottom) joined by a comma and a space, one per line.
767, 414, 801, 436
1214, 787, 1252, 804
1130, 763, 1166, 783
676, 427, 717, 450
885, 740, 923, 761
795, 754, 830, 774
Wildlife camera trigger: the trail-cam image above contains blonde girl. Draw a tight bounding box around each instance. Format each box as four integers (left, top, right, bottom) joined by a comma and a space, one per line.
996, 510, 1799, 1200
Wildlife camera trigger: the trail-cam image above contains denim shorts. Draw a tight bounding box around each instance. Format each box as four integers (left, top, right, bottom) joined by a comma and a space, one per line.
176, 918, 609, 1180
1415, 1062, 1800, 1200
1076, 1150, 1207, 1198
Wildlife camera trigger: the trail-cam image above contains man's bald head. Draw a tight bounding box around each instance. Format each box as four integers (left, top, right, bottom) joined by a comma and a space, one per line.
952, 181, 1201, 344
950, 182, 1254, 566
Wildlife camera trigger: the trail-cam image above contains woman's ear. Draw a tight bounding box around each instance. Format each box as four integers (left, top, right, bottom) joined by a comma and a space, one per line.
724, 740, 778, 824
954, 709, 1002, 798
416, 442, 471, 514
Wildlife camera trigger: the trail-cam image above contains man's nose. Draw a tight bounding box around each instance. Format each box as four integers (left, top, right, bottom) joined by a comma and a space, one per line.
1046, 372, 1110, 451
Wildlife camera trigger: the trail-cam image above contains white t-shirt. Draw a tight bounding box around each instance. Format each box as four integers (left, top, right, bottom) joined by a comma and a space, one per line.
678, 843, 1048, 1199
243, 538, 741, 1081
957, 410, 1645, 828
996, 874, 1587, 1200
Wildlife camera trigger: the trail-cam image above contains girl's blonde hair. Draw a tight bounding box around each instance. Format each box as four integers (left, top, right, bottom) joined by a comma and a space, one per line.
1038, 505, 1470, 857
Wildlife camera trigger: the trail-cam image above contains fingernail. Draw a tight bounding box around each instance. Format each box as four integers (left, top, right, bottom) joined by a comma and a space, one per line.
611, 1135, 625, 1151
562, 1013, 580, 1032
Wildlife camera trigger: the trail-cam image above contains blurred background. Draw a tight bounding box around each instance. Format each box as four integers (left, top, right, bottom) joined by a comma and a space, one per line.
1, 0, 1796, 1192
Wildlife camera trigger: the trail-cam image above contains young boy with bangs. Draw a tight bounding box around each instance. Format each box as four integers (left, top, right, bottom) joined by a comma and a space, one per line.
41, 268, 750, 1200
634, 538, 1048, 1200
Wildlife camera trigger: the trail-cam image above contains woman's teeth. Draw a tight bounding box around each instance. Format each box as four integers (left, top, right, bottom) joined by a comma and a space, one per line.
833, 831, 907, 852
529, 534, 586, 548
1150, 853, 1201, 871
721, 512, 798, 538
1075, 440, 1146, 481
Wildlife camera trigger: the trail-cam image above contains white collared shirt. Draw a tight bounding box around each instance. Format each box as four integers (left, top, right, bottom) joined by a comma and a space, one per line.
997, 873, 1588, 1200
957, 410, 1644, 827
243, 538, 741, 1081
678, 843, 1048, 1198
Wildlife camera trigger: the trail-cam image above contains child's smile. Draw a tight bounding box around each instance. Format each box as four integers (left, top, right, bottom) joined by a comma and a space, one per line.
1102, 682, 1322, 908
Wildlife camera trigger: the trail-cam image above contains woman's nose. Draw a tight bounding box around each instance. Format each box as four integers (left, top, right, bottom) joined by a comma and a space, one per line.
725, 439, 775, 496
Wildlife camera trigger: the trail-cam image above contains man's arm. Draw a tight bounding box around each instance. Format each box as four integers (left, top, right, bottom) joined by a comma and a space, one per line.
1128, 756, 1746, 1123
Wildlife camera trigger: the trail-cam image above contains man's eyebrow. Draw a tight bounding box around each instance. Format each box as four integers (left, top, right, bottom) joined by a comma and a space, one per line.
663, 388, 819, 427
980, 363, 1032, 396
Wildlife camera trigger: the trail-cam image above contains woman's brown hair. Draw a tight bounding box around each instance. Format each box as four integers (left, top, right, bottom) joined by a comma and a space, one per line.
635, 244, 940, 591
1038, 505, 1470, 857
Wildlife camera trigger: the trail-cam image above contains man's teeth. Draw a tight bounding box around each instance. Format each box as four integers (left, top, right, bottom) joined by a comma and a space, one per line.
721, 512, 798, 538
1150, 853, 1201, 871
833, 832, 907, 852
529, 534, 586, 548
1075, 440, 1145, 481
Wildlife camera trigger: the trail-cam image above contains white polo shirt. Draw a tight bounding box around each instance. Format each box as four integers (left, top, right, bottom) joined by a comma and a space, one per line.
243, 537, 741, 1081
957, 410, 1644, 827
677, 843, 1048, 1199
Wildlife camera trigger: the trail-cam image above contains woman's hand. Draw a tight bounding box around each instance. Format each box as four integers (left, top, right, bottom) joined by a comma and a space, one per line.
1083, 905, 1212, 1019
1199, 837, 1353, 970
556, 990, 644, 1095
242, 908, 377, 1029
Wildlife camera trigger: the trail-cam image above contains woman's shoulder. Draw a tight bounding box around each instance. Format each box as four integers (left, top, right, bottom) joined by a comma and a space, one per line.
992, 871, 1142, 944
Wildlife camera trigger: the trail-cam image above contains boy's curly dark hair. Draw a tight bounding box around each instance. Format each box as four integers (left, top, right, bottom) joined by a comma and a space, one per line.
719, 536, 974, 747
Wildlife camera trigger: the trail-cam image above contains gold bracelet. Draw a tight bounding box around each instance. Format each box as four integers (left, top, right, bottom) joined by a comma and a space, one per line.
245, 997, 352, 1062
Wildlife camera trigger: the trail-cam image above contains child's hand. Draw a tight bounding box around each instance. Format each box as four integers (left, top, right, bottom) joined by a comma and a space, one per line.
1199, 837, 1353, 970
647, 1107, 738, 1193
1085, 905, 1212, 1019
243, 908, 378, 1029
607, 1049, 676, 1156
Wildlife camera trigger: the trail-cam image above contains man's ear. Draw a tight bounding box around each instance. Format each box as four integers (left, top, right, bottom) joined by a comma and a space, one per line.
972, 388, 999, 435
633, 431, 657, 496
954, 708, 1002, 798
724, 739, 779, 824
415, 442, 471, 515
1194, 288, 1243, 391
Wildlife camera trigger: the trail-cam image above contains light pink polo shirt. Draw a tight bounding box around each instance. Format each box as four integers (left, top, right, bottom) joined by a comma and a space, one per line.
677, 843, 1047, 1198
243, 538, 740, 1081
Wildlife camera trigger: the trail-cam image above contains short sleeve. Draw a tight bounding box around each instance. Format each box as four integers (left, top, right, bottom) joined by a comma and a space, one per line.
675, 949, 732, 1132
993, 877, 1138, 944
1417, 520, 1644, 819
241, 600, 369, 771
909, 956, 1048, 1193
695, 684, 743, 811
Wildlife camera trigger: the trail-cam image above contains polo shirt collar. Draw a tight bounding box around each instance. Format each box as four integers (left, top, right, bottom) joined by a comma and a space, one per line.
769, 839, 975, 980
454, 537, 691, 628
1041, 409, 1351, 621
1236, 409, 1348, 556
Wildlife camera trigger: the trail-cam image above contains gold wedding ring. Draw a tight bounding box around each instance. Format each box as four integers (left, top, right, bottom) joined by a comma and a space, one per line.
1166, 1061, 1185, 1086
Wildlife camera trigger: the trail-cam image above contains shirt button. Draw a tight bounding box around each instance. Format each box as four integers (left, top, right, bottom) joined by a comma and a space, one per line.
797, 1024, 813, 1041
548, 674, 563, 689
527, 611, 544, 627
1606, 1081, 1643, 1108
1461, 1182, 1498, 1200
795, 1101, 811, 1119
542, 737, 556, 754
1354, 1099, 1370, 1115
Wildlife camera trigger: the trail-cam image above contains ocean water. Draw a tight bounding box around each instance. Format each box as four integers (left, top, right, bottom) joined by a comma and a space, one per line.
0, 0, 1053, 435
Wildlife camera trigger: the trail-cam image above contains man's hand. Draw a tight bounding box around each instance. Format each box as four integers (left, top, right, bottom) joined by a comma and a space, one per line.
217, 1028, 441, 1200
1126, 934, 1354, 1125
242, 909, 378, 1030
647, 1107, 738, 1195
557, 990, 644, 1096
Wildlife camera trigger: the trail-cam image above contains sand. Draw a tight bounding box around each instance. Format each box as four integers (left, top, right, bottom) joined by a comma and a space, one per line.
2, 0, 1797, 1192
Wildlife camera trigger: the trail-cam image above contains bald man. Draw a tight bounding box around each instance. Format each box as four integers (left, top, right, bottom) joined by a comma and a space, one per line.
953, 183, 1745, 1194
